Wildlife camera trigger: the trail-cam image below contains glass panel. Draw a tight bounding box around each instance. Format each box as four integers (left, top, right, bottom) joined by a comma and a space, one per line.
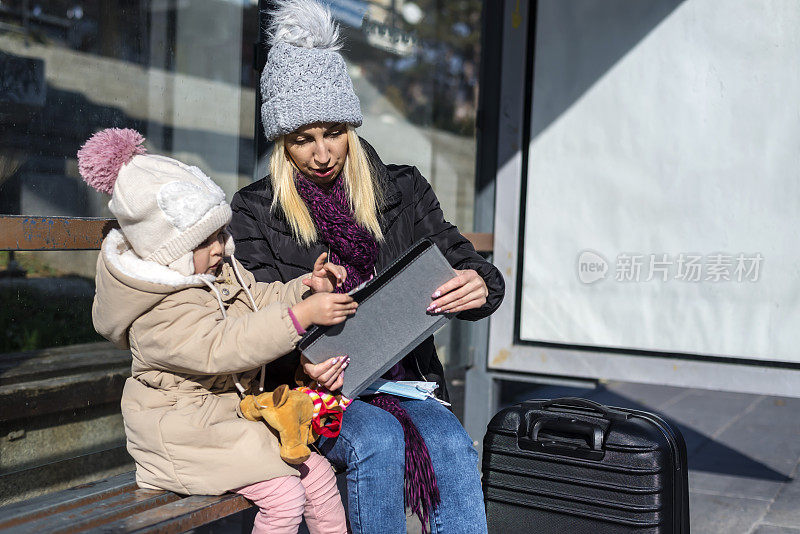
257, 0, 482, 232
0, 0, 259, 505
0, 0, 484, 504
319, 0, 484, 370
347, 0, 481, 231
0, 0, 258, 221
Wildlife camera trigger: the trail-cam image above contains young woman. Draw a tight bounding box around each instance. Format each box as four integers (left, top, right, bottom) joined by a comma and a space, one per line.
230, 1, 504, 532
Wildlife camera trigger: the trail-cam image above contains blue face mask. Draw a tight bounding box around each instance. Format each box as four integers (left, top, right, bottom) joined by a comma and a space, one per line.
361, 378, 450, 406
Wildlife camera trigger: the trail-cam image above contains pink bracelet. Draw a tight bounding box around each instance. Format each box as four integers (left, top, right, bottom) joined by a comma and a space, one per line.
287, 308, 306, 335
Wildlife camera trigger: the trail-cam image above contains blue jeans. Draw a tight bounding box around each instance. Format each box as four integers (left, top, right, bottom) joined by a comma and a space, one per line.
318, 398, 488, 534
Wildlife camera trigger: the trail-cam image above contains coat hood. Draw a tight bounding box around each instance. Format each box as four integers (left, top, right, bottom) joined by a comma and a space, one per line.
93, 228, 217, 348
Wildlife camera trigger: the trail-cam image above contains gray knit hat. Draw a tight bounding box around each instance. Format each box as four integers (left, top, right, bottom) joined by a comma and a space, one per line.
260, 0, 363, 141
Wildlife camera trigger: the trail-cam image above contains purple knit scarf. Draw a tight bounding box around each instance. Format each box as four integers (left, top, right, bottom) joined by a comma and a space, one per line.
294, 171, 378, 293
295, 171, 441, 532
370, 394, 441, 531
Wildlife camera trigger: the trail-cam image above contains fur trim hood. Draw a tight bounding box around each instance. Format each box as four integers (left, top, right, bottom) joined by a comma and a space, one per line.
93, 229, 217, 348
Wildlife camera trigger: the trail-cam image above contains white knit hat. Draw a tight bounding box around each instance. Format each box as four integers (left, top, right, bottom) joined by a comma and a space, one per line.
78, 128, 233, 275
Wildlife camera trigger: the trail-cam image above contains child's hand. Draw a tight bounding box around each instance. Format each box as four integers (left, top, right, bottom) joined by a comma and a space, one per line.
301, 354, 349, 391
291, 292, 357, 328
302, 252, 348, 293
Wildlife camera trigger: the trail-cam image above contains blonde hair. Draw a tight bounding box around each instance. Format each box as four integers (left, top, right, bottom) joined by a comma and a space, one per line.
269, 125, 384, 247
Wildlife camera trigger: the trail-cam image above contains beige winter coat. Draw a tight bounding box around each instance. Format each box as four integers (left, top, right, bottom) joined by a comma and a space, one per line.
93, 229, 311, 495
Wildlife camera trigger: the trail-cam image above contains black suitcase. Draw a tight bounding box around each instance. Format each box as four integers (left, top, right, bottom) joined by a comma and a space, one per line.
483, 397, 689, 533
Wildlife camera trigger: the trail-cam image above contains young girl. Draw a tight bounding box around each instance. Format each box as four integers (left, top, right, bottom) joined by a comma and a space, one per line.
79, 127, 353, 534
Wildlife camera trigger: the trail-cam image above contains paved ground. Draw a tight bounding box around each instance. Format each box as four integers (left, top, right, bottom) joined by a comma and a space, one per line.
192, 377, 800, 533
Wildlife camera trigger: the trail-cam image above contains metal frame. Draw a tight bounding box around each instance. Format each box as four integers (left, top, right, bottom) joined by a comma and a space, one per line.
463, 0, 541, 447
463, 0, 591, 449
464, 0, 800, 448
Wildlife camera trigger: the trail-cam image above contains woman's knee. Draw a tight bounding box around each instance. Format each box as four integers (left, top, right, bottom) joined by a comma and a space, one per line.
412, 408, 478, 463
434, 427, 477, 463
339, 407, 405, 465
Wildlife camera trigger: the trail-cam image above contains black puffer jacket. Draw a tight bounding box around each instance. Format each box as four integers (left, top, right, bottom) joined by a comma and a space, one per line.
229, 140, 504, 401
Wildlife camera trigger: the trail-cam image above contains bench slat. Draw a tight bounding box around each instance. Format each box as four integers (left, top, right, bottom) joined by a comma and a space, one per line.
0, 473, 136, 530
7, 489, 180, 534
84, 494, 253, 534
465, 232, 494, 253
0, 216, 117, 251
0, 471, 253, 534
0, 215, 494, 253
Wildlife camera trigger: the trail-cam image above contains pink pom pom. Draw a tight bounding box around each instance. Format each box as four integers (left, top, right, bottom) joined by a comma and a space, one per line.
77, 128, 146, 194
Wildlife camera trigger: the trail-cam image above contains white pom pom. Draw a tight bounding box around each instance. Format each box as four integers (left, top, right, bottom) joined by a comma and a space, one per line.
268, 0, 341, 50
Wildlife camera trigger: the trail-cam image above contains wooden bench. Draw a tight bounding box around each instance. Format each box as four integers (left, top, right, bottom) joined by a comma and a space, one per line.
0, 472, 253, 533
0, 214, 493, 532
0, 215, 493, 254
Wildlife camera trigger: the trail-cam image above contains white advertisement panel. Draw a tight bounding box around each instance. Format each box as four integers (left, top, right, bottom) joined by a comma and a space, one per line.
518, 0, 800, 364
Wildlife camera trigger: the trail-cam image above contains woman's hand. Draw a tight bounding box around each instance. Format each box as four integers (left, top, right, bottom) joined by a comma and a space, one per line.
291, 292, 357, 328
301, 354, 349, 391
302, 252, 347, 293
427, 269, 488, 314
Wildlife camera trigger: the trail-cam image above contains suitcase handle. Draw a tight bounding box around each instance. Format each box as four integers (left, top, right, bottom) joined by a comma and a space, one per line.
525, 397, 629, 422
519, 415, 606, 460
530, 417, 604, 450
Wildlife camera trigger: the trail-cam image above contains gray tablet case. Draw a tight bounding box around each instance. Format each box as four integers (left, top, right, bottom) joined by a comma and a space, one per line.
298, 239, 456, 398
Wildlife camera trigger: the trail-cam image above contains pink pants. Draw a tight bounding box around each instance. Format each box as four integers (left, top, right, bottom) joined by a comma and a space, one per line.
235, 452, 347, 534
